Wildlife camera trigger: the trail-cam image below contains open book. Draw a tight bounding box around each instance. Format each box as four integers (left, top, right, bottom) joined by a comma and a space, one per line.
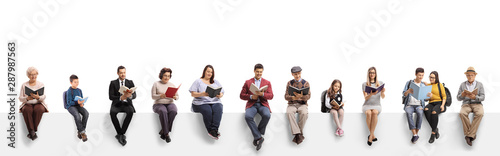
119, 86, 137, 95
364, 83, 385, 94
463, 88, 478, 95
331, 100, 343, 107
25, 86, 44, 96
206, 86, 222, 98
410, 83, 432, 101
287, 86, 310, 96
74, 96, 89, 104
249, 83, 268, 95
165, 84, 181, 98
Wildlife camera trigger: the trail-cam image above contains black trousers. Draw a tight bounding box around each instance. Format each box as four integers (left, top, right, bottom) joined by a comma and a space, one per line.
424, 102, 446, 132
110, 104, 134, 135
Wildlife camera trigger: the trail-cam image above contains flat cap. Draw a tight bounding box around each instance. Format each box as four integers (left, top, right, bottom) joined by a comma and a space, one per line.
291, 66, 302, 73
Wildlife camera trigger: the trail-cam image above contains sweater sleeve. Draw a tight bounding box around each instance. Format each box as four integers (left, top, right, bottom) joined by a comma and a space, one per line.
476, 82, 485, 102
440, 83, 447, 101
37, 83, 46, 102
19, 83, 27, 103
457, 83, 466, 101
284, 81, 293, 101
301, 81, 311, 101
151, 82, 161, 100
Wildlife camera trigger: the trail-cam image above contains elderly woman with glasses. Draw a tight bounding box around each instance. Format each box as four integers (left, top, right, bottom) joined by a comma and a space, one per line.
19, 67, 49, 141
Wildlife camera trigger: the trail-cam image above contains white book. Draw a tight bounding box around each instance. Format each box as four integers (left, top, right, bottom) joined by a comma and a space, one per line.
119, 86, 137, 95
249, 83, 268, 95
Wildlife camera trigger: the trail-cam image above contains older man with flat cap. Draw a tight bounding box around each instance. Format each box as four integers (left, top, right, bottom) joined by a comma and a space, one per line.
457, 67, 485, 146
285, 66, 311, 145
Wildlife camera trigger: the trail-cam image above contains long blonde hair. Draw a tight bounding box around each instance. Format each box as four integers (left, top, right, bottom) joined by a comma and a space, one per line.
366, 67, 380, 87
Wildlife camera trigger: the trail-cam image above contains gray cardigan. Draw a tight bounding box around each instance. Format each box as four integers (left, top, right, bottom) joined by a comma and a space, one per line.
456, 81, 485, 105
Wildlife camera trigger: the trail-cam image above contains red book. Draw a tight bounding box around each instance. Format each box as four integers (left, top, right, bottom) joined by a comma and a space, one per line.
165, 84, 181, 98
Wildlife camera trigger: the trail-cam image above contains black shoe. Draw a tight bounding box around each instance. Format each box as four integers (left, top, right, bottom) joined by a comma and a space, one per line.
31, 133, 38, 140
367, 135, 373, 146
159, 130, 165, 140
256, 137, 264, 151
28, 131, 36, 141
435, 128, 440, 139
208, 130, 218, 140
27, 134, 32, 140
411, 136, 419, 144
116, 134, 127, 146
122, 135, 127, 146
429, 134, 436, 144
165, 135, 171, 143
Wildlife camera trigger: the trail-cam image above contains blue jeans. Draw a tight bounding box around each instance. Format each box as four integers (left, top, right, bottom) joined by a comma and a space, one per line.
67, 105, 89, 133
192, 103, 223, 132
245, 103, 271, 140
405, 105, 424, 130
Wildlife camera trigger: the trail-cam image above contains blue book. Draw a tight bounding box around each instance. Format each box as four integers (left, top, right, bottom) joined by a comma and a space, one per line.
409, 83, 432, 101
74, 96, 89, 104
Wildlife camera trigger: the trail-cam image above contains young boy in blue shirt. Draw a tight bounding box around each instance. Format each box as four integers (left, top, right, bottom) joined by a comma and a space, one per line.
66, 74, 89, 142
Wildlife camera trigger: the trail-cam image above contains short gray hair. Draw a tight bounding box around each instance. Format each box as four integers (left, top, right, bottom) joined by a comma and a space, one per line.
26, 66, 38, 77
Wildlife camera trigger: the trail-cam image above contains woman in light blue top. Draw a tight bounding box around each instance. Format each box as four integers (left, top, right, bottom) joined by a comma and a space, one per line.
189, 65, 224, 140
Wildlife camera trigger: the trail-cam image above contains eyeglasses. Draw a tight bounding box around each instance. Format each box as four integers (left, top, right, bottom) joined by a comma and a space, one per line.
429, 76, 436, 79
369, 72, 376, 74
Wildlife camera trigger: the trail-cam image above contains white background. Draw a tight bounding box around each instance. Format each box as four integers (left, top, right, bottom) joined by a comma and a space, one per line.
1, 0, 500, 114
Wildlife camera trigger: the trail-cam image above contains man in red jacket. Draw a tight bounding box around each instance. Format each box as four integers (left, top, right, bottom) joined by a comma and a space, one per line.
240, 63, 274, 151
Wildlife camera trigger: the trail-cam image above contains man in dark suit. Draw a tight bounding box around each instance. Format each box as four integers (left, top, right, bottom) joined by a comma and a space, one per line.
109, 66, 136, 146
240, 63, 273, 151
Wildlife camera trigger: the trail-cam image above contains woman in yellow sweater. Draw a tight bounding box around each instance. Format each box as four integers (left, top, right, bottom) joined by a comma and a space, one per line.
424, 71, 446, 144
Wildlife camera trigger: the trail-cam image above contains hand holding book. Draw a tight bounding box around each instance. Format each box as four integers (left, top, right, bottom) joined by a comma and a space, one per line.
292, 92, 304, 100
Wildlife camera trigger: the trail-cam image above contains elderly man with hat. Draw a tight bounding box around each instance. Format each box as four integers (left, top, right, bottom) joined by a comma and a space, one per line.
457, 67, 485, 146
284, 66, 311, 145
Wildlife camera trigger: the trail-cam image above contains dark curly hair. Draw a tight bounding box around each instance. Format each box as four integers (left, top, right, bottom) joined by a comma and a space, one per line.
159, 68, 172, 79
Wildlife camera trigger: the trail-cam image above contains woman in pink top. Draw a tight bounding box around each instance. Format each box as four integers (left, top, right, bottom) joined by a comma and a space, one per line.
19, 67, 48, 141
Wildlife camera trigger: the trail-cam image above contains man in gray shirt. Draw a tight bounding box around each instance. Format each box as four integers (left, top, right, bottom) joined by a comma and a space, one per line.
457, 67, 485, 146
